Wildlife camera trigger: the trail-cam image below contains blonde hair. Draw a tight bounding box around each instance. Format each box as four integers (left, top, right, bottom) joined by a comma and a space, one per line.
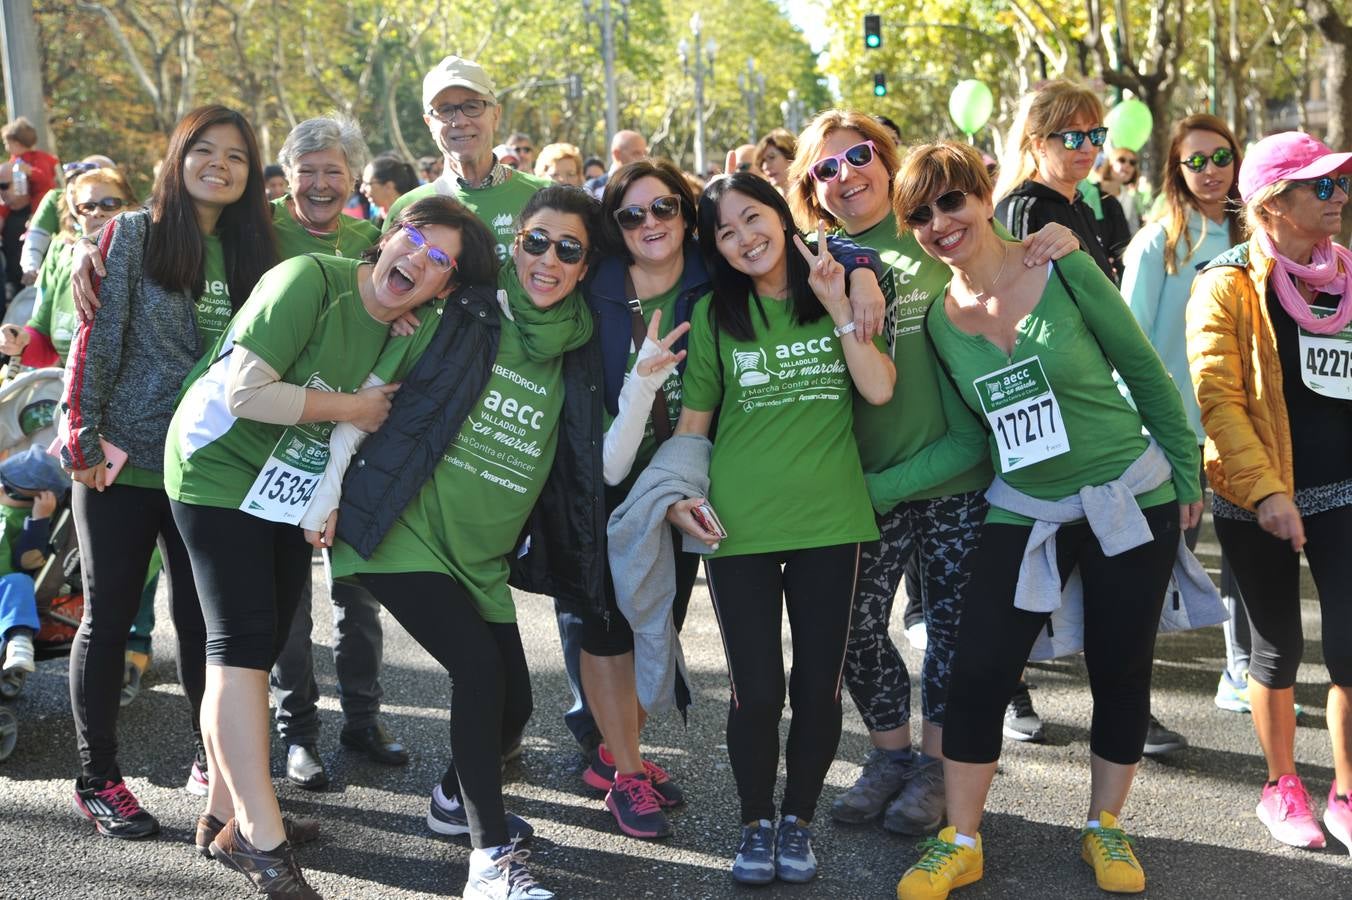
994, 80, 1106, 202
535, 142, 584, 183
1243, 179, 1292, 235
62, 167, 137, 240
892, 141, 995, 233
787, 110, 901, 229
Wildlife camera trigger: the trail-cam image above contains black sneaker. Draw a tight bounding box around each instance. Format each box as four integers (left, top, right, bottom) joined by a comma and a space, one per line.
426, 784, 534, 841
73, 777, 160, 839
1003, 681, 1045, 743
1142, 714, 1188, 756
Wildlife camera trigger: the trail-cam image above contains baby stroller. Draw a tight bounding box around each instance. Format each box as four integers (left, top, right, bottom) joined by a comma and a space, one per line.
0, 287, 73, 761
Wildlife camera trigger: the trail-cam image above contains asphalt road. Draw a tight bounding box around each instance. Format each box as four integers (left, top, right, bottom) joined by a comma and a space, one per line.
1, 525, 1348, 899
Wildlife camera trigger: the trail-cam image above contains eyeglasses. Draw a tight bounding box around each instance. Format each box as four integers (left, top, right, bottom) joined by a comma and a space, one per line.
904, 190, 970, 228
518, 228, 586, 264
613, 195, 682, 231
1113, 156, 1139, 168
1291, 175, 1352, 202
426, 99, 494, 123
74, 197, 127, 215
1047, 127, 1109, 151
809, 140, 878, 183
1180, 148, 1235, 172
400, 224, 456, 271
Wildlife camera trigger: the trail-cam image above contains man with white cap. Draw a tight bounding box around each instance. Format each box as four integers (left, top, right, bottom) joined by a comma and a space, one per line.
383, 55, 550, 261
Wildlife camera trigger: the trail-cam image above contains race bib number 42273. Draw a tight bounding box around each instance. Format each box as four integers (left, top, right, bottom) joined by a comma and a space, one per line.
973, 356, 1070, 473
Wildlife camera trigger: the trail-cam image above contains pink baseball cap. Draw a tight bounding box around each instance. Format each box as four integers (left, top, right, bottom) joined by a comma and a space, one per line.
1239, 131, 1352, 201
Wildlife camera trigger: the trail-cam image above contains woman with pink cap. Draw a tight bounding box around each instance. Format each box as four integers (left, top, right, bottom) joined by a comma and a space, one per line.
1188, 131, 1352, 853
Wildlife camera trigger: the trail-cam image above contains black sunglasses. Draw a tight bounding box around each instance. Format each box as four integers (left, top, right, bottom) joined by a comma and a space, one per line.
810, 141, 877, 183
1180, 148, 1234, 173
1294, 175, 1352, 202
74, 197, 127, 215
905, 190, 970, 228
518, 228, 586, 264
1047, 127, 1108, 151
613, 195, 682, 231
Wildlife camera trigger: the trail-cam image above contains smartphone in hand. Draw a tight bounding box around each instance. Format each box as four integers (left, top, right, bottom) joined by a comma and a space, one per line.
690, 501, 728, 540
100, 439, 128, 486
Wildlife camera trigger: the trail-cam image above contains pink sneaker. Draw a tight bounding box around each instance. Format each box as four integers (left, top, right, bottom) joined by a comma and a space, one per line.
185, 760, 209, 797
1325, 782, 1352, 853
1256, 774, 1326, 849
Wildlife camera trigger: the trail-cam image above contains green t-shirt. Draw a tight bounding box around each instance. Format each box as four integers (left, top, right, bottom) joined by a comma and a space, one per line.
330, 312, 566, 623
602, 281, 684, 490
383, 170, 550, 262
164, 256, 390, 508
271, 197, 381, 261
29, 240, 78, 363
925, 251, 1202, 525
844, 213, 992, 510
196, 234, 233, 348
30, 189, 61, 238
0, 503, 28, 577
682, 292, 879, 557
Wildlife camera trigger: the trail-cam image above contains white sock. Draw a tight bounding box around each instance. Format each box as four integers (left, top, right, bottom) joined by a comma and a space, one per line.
1086, 819, 1101, 830
953, 832, 977, 848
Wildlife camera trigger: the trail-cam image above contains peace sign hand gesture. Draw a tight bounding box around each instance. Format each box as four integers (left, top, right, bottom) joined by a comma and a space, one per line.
636, 309, 691, 378
792, 220, 848, 317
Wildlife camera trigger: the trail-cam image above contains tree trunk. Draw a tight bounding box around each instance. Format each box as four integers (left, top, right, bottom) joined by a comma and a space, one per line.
1308, 0, 1352, 150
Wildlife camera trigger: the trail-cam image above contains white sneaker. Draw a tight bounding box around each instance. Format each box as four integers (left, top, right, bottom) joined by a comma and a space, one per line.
463, 841, 553, 900
2, 633, 35, 674
904, 621, 928, 651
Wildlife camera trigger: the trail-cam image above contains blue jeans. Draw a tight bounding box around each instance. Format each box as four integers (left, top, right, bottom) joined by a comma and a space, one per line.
0, 573, 39, 649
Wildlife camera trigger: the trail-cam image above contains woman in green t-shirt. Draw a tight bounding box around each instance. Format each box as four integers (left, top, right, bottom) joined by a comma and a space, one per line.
166, 197, 493, 899
671, 173, 894, 885
893, 142, 1203, 900
1, 167, 136, 367
307, 187, 604, 900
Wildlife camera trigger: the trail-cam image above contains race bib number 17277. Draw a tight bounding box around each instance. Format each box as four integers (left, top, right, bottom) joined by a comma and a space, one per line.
973, 355, 1070, 473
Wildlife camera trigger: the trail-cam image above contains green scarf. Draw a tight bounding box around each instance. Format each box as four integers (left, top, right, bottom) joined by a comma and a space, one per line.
499, 262, 595, 361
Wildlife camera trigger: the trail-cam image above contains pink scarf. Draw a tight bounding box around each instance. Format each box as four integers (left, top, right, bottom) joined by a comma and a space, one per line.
1257, 230, 1352, 334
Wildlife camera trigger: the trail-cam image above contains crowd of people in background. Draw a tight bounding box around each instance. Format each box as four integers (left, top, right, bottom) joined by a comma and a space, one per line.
0, 51, 1349, 900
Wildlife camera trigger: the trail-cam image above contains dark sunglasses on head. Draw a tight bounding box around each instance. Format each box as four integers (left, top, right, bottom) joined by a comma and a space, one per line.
613, 195, 682, 231
400, 224, 456, 271
518, 228, 586, 264
1047, 126, 1108, 151
810, 140, 877, 183
64, 161, 100, 177
1180, 148, 1234, 172
1295, 175, 1352, 202
904, 190, 970, 228
75, 197, 127, 215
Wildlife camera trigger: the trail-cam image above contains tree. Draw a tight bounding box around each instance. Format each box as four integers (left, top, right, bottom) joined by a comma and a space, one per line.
1307, 0, 1352, 149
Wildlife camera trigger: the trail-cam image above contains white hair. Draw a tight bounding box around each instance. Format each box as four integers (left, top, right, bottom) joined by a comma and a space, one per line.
278, 115, 370, 177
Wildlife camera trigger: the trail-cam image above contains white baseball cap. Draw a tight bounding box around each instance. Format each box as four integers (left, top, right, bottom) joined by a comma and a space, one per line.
422, 56, 497, 109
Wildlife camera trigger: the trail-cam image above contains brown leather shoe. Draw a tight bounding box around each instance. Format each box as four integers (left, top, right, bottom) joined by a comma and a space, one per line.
209, 817, 322, 898
197, 813, 321, 858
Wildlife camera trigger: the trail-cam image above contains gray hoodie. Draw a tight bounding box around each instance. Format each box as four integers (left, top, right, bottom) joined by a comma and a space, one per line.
60, 209, 210, 473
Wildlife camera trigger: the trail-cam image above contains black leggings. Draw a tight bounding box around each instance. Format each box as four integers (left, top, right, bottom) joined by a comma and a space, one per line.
359, 571, 532, 849
69, 483, 205, 781
170, 501, 312, 671
705, 543, 860, 824
1213, 503, 1352, 689
943, 503, 1178, 766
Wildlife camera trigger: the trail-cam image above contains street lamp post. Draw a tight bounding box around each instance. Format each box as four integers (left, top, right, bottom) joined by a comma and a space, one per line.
582, 0, 628, 149
678, 13, 716, 177
737, 57, 766, 144
780, 89, 806, 134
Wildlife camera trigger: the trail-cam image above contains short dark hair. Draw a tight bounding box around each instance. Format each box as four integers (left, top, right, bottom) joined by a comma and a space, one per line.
263, 164, 285, 180
365, 196, 500, 289
519, 185, 604, 257
697, 173, 821, 343
599, 158, 698, 259
369, 154, 420, 195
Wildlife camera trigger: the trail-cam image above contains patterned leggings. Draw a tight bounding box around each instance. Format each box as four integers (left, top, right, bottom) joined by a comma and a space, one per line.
843, 490, 986, 731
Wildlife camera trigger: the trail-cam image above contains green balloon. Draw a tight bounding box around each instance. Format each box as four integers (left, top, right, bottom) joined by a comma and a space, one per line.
1106, 99, 1153, 152
948, 80, 994, 136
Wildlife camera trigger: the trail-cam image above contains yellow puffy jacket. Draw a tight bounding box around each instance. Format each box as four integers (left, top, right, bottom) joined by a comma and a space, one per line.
1186, 239, 1293, 511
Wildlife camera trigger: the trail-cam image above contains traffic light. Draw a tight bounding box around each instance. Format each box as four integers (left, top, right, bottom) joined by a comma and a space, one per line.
864, 14, 882, 49
873, 72, 887, 97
